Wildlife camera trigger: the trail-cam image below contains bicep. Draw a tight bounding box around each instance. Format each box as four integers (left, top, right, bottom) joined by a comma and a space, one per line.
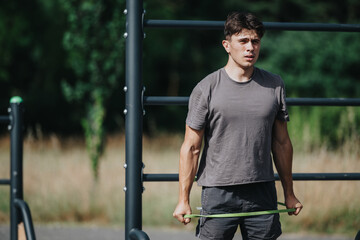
183, 125, 204, 149
272, 119, 291, 145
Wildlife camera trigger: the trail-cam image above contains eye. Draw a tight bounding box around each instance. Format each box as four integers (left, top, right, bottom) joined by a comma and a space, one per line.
252, 39, 260, 45
239, 39, 249, 44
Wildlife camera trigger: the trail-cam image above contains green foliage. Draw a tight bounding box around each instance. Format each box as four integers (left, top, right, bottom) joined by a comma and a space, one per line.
258, 32, 360, 98
61, 0, 125, 179
0, 0, 81, 135
257, 31, 360, 148
1, 0, 359, 149
0, 2, 30, 83
287, 107, 321, 151
82, 90, 106, 180
0, 189, 9, 218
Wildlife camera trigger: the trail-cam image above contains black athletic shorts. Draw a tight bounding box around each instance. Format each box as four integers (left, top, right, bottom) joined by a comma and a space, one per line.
196, 181, 282, 240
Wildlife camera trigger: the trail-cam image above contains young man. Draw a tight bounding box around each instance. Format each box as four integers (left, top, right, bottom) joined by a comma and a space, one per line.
173, 12, 303, 239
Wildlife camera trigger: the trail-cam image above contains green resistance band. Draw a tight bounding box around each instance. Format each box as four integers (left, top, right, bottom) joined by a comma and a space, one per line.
184, 202, 296, 218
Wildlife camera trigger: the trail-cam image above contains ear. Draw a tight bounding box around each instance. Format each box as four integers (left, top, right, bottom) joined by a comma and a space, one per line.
222, 40, 230, 54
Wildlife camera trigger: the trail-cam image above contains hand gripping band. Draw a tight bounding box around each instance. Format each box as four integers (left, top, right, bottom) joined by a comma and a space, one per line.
184, 202, 296, 218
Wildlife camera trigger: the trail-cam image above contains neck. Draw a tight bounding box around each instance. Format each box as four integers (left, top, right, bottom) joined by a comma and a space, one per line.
224, 64, 254, 83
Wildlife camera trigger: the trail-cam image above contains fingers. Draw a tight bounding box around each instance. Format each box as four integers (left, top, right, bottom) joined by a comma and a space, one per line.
293, 202, 303, 216
288, 201, 303, 216
173, 212, 191, 225
285, 195, 303, 216
173, 209, 192, 225
172, 212, 184, 223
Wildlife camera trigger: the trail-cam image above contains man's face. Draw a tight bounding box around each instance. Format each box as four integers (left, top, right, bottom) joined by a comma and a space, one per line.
222, 29, 261, 70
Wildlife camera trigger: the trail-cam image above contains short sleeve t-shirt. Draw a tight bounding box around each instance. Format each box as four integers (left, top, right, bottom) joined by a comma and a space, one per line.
186, 67, 289, 187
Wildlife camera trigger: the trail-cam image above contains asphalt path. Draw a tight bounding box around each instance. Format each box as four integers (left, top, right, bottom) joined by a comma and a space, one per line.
0, 224, 354, 240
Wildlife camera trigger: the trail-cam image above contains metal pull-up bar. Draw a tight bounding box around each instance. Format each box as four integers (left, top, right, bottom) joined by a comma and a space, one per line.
143, 96, 360, 106
144, 19, 360, 32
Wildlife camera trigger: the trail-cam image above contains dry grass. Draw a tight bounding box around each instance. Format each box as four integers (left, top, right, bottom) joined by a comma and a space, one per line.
277, 145, 360, 235
0, 134, 359, 236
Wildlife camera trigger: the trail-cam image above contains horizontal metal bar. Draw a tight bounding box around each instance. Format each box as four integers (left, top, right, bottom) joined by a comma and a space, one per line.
143, 173, 360, 182
291, 173, 360, 181
144, 96, 188, 105
144, 19, 224, 29
144, 96, 360, 106
143, 174, 179, 182
266, 22, 360, 32
0, 116, 10, 124
144, 19, 360, 32
287, 98, 360, 106
0, 179, 11, 185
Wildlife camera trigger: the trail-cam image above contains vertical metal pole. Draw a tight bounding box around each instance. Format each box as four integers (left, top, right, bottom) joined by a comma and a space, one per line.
124, 0, 144, 239
9, 96, 24, 240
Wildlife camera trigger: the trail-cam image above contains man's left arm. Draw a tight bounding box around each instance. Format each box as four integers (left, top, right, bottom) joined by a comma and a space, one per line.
272, 119, 303, 215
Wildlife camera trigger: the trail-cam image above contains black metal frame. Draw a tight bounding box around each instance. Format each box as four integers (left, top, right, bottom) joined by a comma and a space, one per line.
144, 19, 360, 32
144, 96, 360, 106
124, 0, 149, 240
124, 1, 360, 239
0, 98, 37, 240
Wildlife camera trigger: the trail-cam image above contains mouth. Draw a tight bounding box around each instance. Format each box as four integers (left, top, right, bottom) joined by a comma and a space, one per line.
244, 55, 255, 61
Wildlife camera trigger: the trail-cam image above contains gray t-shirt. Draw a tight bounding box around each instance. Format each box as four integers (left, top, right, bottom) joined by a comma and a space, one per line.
186, 67, 289, 187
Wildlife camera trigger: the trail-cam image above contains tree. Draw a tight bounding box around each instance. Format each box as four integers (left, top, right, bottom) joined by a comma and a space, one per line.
61, 0, 125, 180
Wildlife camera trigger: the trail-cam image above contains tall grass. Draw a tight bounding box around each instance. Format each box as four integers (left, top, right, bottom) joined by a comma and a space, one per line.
0, 125, 359, 236
288, 106, 360, 153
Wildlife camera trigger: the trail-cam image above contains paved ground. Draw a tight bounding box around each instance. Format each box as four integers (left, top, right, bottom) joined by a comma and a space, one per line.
0, 224, 354, 240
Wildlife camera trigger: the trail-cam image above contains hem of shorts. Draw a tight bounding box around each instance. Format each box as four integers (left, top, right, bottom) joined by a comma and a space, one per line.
196, 229, 215, 240
196, 223, 282, 240
197, 178, 275, 187
272, 228, 282, 240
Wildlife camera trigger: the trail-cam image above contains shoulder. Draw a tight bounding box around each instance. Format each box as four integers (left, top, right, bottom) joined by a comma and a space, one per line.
194, 68, 222, 93
255, 67, 284, 87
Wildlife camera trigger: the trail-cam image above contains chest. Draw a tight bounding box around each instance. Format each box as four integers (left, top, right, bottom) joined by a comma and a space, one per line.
209, 81, 278, 122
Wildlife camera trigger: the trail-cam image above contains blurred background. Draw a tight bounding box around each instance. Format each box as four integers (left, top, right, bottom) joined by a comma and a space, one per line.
0, 0, 360, 237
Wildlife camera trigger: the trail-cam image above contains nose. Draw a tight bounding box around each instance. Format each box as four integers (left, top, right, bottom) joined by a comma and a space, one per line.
246, 42, 254, 52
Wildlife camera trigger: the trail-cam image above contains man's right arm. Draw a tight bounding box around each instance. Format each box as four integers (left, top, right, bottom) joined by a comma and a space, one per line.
173, 125, 204, 225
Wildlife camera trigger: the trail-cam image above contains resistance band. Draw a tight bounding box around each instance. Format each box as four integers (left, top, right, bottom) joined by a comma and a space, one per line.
184, 202, 296, 218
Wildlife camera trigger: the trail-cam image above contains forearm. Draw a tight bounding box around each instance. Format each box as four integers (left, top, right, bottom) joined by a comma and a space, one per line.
272, 138, 294, 198
272, 120, 302, 215
174, 125, 204, 224
178, 143, 200, 203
